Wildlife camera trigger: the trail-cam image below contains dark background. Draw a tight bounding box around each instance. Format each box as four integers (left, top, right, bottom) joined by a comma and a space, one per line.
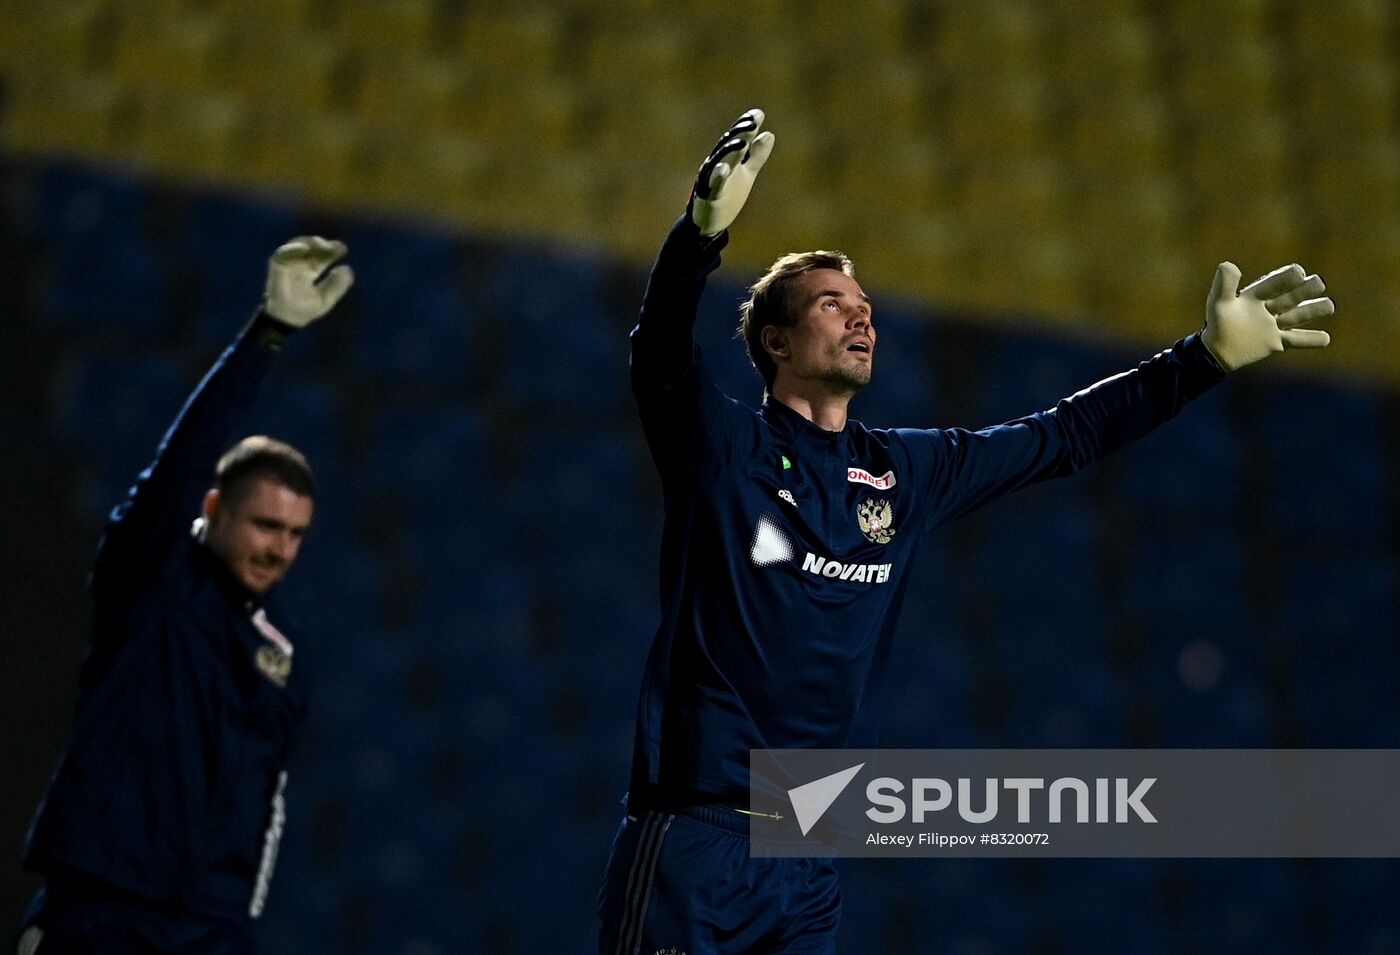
3, 157, 1399, 952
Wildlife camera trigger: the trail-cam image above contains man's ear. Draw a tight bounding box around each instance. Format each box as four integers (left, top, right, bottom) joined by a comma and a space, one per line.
203, 488, 221, 522
762, 325, 790, 364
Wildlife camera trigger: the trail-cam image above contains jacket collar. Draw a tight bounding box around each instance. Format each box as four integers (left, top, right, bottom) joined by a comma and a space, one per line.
191, 539, 265, 612
760, 396, 851, 452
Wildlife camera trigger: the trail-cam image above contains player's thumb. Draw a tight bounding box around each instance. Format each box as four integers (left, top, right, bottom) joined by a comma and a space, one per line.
746, 132, 776, 174
1210, 262, 1242, 306
708, 161, 733, 196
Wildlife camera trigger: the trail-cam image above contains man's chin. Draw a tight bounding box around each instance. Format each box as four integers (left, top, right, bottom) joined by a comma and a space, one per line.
830, 367, 872, 391
243, 568, 281, 594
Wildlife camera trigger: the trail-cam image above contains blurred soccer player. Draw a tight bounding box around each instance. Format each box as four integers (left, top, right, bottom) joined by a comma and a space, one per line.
597, 109, 1334, 954
17, 238, 353, 954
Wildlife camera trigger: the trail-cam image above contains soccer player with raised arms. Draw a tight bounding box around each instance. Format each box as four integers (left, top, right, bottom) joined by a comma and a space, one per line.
18, 238, 352, 954
597, 109, 1334, 953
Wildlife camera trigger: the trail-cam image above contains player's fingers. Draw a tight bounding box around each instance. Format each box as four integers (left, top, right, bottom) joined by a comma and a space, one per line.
317, 264, 355, 308
1275, 296, 1335, 329
273, 236, 346, 270
707, 113, 757, 161
301, 237, 348, 270
745, 131, 776, 173
707, 111, 761, 167
1209, 261, 1242, 303
713, 136, 747, 165
271, 238, 313, 263
728, 108, 763, 139
1241, 263, 1306, 301
1280, 327, 1331, 349
1266, 274, 1325, 314
697, 138, 746, 197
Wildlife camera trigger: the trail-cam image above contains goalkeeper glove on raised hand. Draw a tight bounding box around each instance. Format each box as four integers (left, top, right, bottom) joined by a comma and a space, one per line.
1202, 262, 1333, 371
688, 108, 776, 237
264, 236, 355, 329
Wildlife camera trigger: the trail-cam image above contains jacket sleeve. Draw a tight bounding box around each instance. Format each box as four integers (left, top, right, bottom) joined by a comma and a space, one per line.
897, 334, 1227, 532
630, 216, 758, 484
89, 313, 288, 605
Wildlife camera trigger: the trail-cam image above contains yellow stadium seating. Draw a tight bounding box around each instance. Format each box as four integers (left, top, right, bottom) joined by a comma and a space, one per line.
1298, 57, 1398, 143
6, 73, 128, 159
1294, 0, 1392, 61
943, 75, 1054, 159
2, 0, 110, 73
839, 138, 950, 218
460, 6, 565, 77
2, 0, 1398, 383
226, 34, 345, 114
1184, 115, 1291, 201
1172, 37, 1280, 125
130, 91, 249, 183
109, 10, 229, 94
1065, 94, 1172, 180
1166, 0, 1272, 44
336, 0, 439, 60
860, 215, 973, 308
932, 1, 1046, 76
1049, 10, 1156, 101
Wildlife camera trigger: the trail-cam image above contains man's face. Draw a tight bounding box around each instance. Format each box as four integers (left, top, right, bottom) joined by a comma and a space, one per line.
204, 477, 313, 595
771, 268, 876, 394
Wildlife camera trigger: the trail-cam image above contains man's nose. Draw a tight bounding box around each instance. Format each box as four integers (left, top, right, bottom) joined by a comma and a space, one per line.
268, 534, 295, 562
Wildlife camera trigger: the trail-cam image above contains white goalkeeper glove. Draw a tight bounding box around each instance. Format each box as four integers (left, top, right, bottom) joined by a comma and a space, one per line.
688, 108, 776, 237
264, 236, 355, 328
1201, 262, 1334, 371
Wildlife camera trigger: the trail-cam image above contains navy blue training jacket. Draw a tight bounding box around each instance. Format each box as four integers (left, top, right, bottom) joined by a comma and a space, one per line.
25, 315, 310, 923
627, 216, 1225, 807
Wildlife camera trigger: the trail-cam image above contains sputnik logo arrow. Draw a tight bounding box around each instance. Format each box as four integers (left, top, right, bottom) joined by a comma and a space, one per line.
788, 763, 865, 836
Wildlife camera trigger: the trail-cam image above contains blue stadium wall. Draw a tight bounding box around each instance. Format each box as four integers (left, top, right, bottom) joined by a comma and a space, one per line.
4, 158, 1400, 953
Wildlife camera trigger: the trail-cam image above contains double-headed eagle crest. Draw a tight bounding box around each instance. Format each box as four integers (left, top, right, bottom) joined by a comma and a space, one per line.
857, 498, 896, 544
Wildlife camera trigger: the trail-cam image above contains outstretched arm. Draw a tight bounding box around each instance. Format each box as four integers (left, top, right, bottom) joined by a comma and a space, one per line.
908, 262, 1336, 530
90, 237, 353, 605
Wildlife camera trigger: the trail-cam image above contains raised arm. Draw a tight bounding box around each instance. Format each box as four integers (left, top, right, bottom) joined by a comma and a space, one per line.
630, 110, 775, 479
906, 262, 1335, 530
90, 237, 353, 605
631, 108, 775, 389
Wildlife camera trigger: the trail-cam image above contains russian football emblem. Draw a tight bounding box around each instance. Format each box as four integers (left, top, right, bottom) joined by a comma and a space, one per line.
857, 498, 896, 544
251, 608, 294, 687
255, 645, 292, 688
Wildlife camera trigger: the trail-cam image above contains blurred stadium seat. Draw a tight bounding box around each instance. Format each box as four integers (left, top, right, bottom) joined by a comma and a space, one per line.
4, 0, 1400, 382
